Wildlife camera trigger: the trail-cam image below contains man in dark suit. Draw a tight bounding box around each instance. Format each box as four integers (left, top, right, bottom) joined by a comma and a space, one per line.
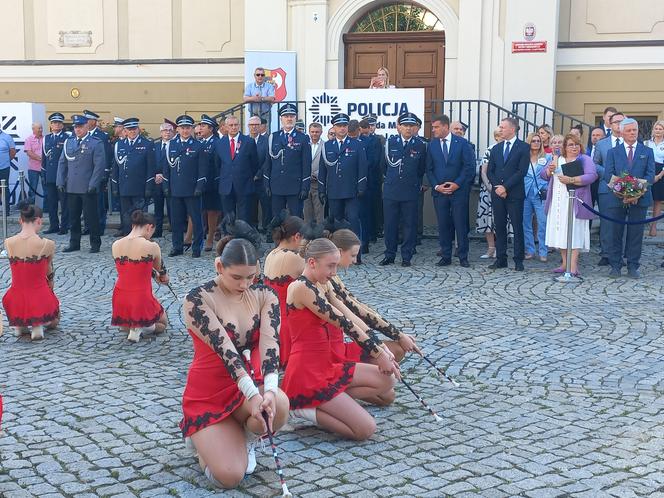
586, 126, 606, 227
588, 106, 617, 151
487, 117, 530, 271
603, 118, 655, 279
426, 114, 475, 267
152, 120, 174, 237
248, 115, 270, 229
213, 115, 259, 223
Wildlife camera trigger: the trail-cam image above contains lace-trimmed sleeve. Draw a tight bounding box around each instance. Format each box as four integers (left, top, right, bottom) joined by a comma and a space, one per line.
183, 281, 249, 381
258, 285, 281, 376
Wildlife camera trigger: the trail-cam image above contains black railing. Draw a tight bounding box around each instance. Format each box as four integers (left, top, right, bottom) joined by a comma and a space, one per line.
213, 100, 307, 130
512, 101, 594, 139
430, 100, 538, 161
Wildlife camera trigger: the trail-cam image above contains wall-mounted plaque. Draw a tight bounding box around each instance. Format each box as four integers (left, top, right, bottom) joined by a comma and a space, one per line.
58, 31, 93, 48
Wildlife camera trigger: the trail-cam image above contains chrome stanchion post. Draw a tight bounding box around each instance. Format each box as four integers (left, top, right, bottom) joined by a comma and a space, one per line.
0, 179, 8, 258
18, 170, 28, 202
556, 188, 580, 283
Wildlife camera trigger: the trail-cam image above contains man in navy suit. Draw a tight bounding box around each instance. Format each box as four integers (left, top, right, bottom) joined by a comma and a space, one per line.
426, 114, 475, 267
214, 115, 259, 223
487, 117, 530, 271
593, 112, 625, 266
248, 115, 270, 229
603, 118, 655, 279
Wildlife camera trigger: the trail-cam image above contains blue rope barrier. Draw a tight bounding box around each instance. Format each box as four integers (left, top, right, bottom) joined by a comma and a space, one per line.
577, 198, 664, 225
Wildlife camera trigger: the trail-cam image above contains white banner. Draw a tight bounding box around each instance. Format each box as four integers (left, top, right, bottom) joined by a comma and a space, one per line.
244, 50, 297, 131
305, 88, 425, 137
0, 103, 46, 206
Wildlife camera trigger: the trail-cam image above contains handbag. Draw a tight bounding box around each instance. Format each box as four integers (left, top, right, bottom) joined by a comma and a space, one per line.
530, 162, 547, 201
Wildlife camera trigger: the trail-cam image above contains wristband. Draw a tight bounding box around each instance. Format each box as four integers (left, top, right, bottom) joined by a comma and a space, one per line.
263, 373, 279, 394
237, 375, 260, 400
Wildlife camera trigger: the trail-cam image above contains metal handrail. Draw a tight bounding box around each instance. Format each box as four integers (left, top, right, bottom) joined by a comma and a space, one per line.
511, 101, 594, 138
430, 99, 539, 161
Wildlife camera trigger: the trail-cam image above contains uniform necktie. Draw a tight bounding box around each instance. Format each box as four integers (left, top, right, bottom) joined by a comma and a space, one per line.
627, 144, 634, 165
338, 140, 343, 153
615, 138, 621, 148
440, 138, 448, 162
76, 137, 82, 146
503, 140, 511, 162
161, 143, 166, 152
403, 138, 409, 150
230, 137, 236, 160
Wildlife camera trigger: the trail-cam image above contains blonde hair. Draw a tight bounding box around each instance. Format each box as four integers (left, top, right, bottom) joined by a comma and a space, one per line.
651, 120, 664, 140
376, 66, 390, 86
562, 133, 586, 155
304, 238, 338, 260
328, 229, 360, 251
526, 132, 546, 160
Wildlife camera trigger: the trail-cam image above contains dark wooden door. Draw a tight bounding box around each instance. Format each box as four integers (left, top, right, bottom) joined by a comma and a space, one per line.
343, 31, 445, 128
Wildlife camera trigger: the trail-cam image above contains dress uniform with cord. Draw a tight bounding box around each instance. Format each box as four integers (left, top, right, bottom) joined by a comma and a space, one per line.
42, 112, 69, 235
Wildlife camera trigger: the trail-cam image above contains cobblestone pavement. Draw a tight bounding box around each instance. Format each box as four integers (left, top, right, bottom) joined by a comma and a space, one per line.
1, 229, 664, 498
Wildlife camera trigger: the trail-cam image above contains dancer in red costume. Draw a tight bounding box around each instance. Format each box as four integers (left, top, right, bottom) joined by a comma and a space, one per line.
111, 211, 168, 343
262, 211, 305, 367
283, 237, 400, 440
2, 202, 59, 341
180, 220, 289, 489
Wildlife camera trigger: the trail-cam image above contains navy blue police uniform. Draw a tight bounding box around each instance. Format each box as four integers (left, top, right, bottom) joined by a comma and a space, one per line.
199, 114, 222, 215
163, 115, 206, 257
83, 110, 112, 234
56, 114, 107, 252
111, 118, 156, 235
214, 129, 259, 224
263, 104, 312, 217
358, 117, 382, 251
42, 112, 69, 234
319, 113, 368, 238
380, 113, 426, 266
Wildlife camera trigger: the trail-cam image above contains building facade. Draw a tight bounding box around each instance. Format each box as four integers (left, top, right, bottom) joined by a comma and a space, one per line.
1, 0, 663, 134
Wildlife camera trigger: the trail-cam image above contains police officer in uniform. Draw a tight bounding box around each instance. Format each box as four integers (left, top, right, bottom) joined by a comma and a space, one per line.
198, 114, 221, 251
263, 103, 311, 217
379, 112, 426, 267
82, 110, 112, 235
42, 112, 69, 234
111, 118, 155, 236
319, 113, 368, 240
358, 115, 382, 253
164, 115, 206, 258
57, 114, 107, 253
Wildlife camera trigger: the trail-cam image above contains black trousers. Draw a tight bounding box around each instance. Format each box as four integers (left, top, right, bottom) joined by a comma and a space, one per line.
120, 196, 146, 234
45, 183, 69, 230
68, 192, 101, 249
152, 188, 168, 234
171, 196, 203, 253
258, 189, 272, 229
0, 168, 9, 215
433, 193, 470, 261
222, 189, 253, 224
491, 193, 524, 263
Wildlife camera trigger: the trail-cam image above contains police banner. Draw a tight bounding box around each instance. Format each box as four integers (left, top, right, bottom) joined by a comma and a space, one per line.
0, 103, 46, 207
244, 50, 297, 131
305, 88, 425, 137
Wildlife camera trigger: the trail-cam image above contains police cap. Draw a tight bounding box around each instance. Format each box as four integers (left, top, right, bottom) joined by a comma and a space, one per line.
71, 115, 88, 126
331, 113, 350, 126
82, 109, 100, 120
363, 114, 377, 126
200, 114, 218, 128
48, 112, 65, 123
279, 103, 298, 117
398, 112, 418, 126
176, 115, 195, 127
122, 117, 140, 129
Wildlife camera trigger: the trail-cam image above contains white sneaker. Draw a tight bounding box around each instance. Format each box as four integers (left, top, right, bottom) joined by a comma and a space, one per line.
30, 326, 44, 341
245, 439, 257, 475
127, 328, 141, 343
142, 324, 156, 335
14, 326, 29, 337
290, 408, 317, 425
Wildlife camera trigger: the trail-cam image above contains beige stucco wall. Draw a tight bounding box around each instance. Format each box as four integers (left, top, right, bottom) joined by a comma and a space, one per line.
555, 69, 664, 124
559, 0, 664, 43
3, 0, 244, 61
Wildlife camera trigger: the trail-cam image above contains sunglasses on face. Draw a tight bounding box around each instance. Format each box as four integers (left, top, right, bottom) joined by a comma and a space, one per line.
255, 73, 265, 77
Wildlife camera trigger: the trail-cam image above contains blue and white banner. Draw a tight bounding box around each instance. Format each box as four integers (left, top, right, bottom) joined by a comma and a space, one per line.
305, 88, 425, 137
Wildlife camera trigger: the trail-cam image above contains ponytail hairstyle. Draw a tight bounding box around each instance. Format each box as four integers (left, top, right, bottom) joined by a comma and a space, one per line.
17, 201, 42, 223
303, 237, 339, 261
130, 209, 156, 227
269, 209, 304, 244
216, 212, 263, 266
323, 217, 359, 251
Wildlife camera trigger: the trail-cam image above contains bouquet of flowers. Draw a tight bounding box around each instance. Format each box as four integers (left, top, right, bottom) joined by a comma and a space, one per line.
608, 173, 648, 205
